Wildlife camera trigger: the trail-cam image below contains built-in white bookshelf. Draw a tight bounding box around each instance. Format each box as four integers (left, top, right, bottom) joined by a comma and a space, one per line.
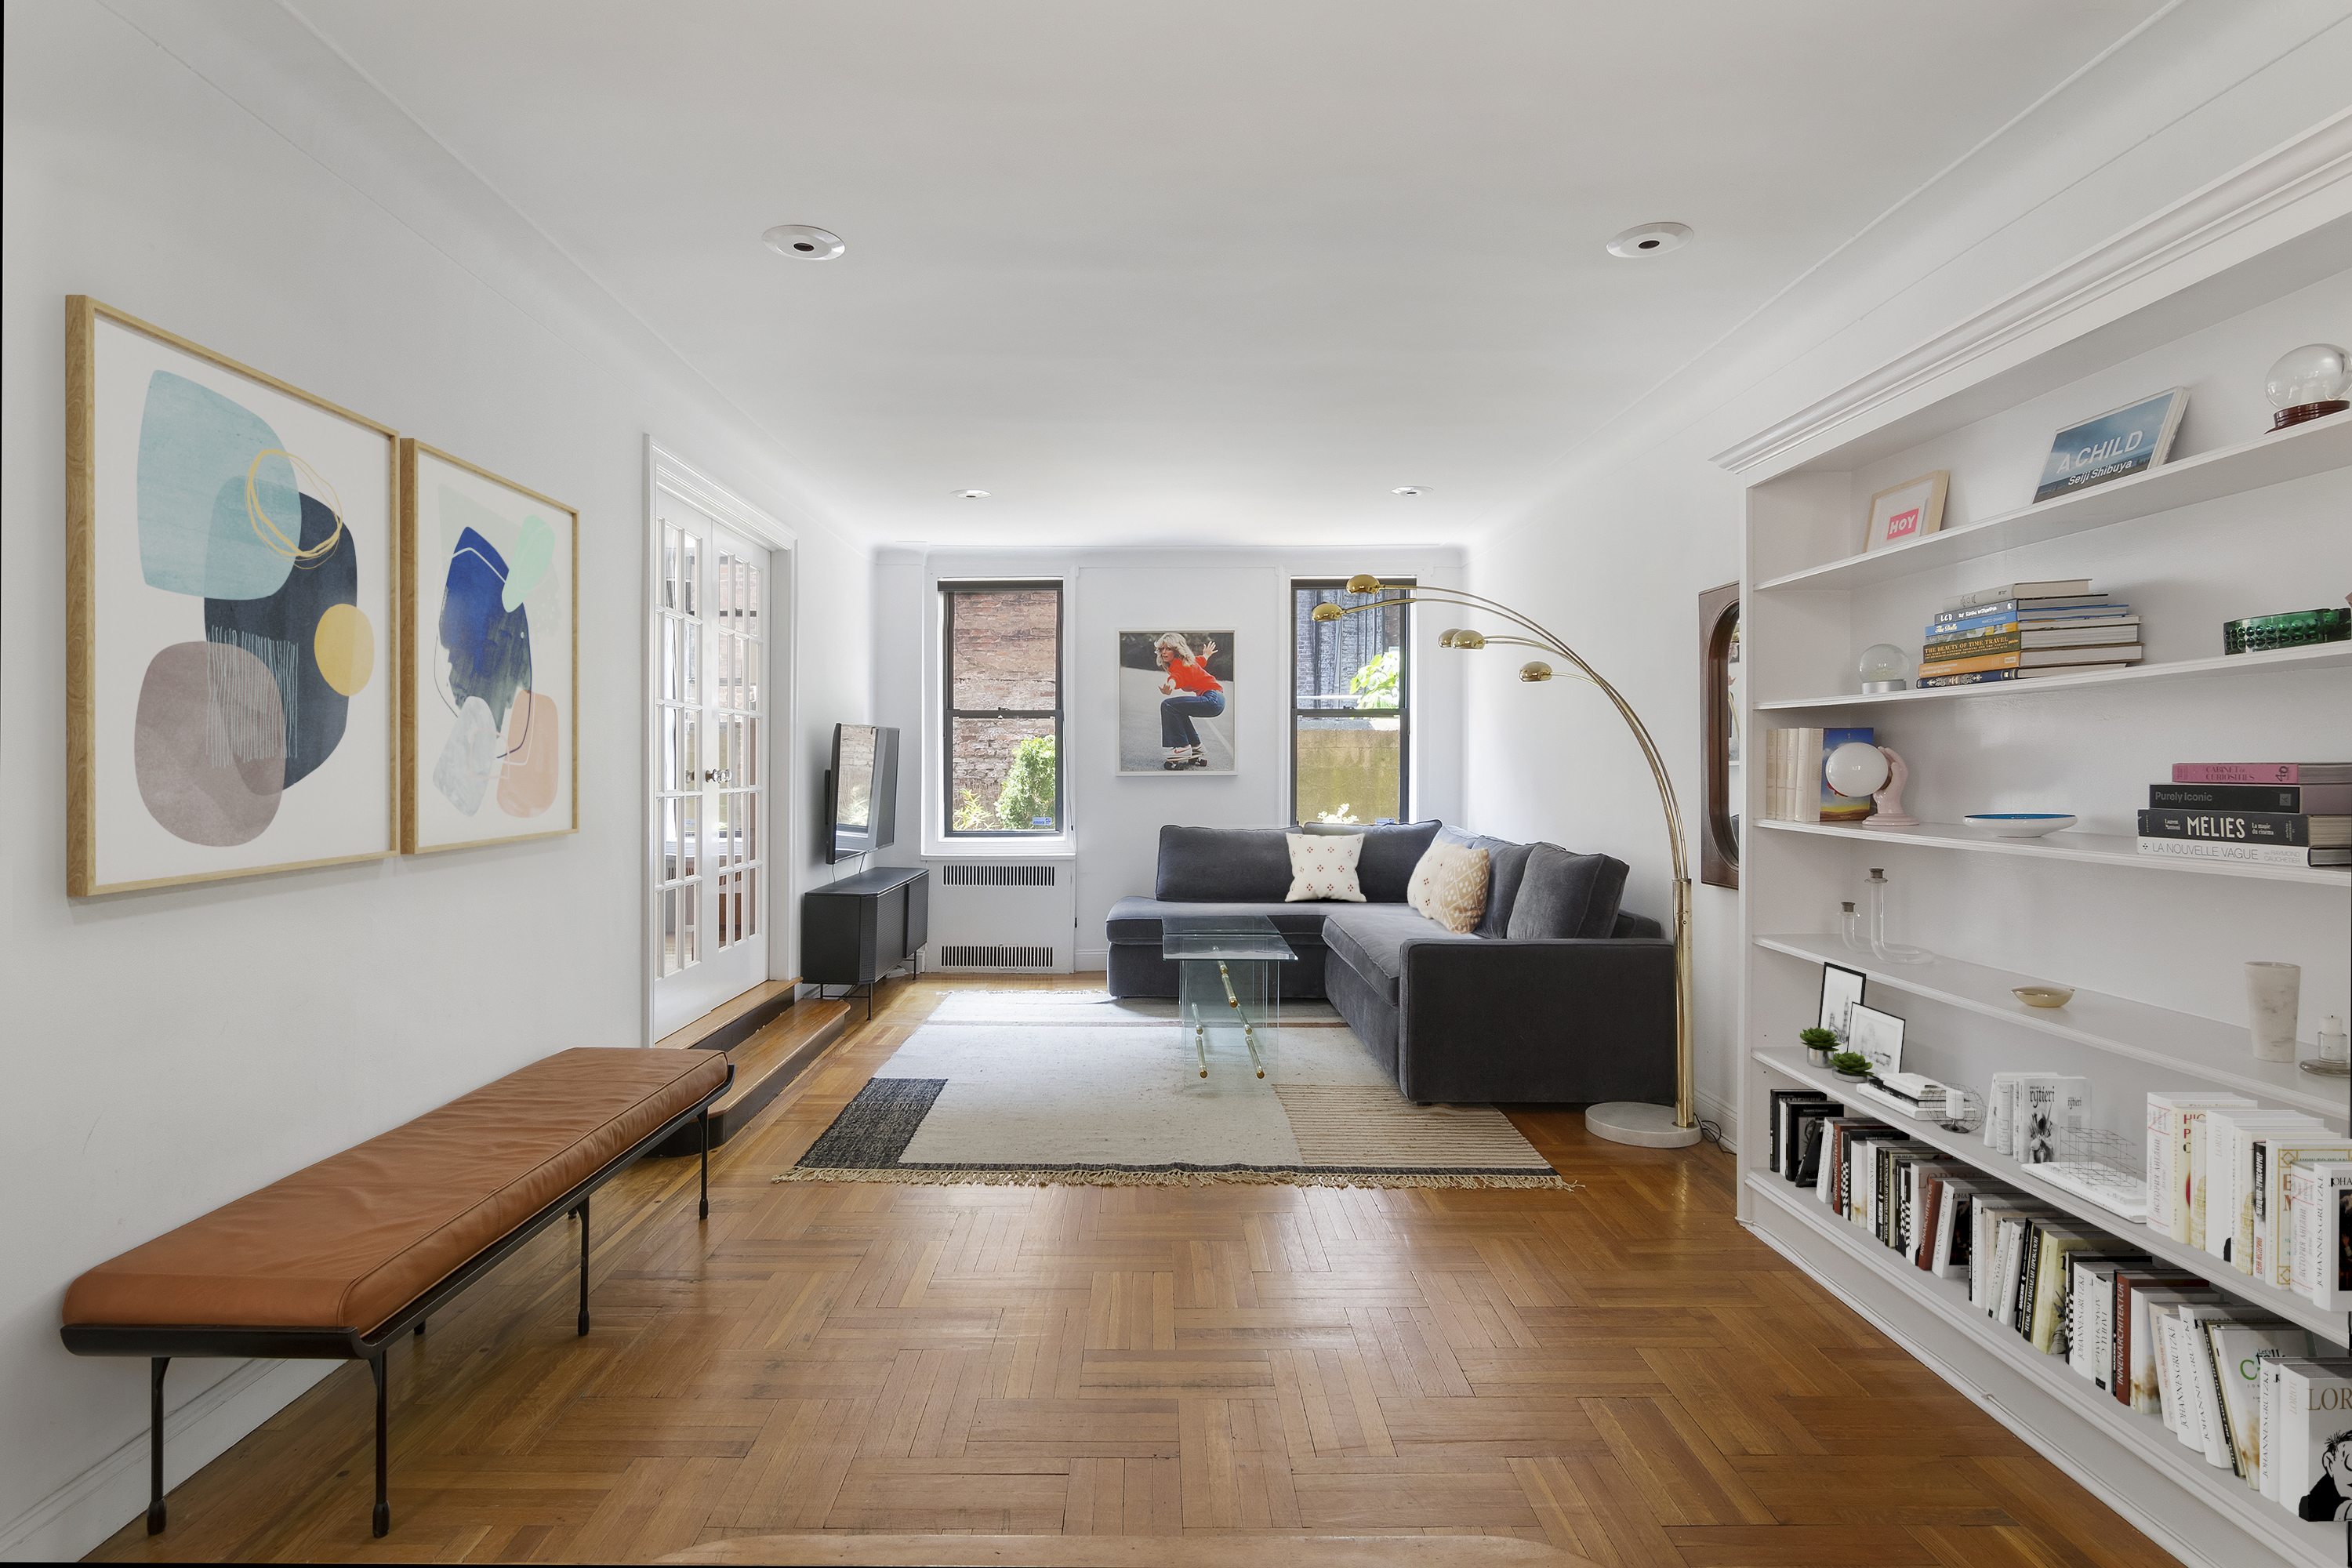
1731, 199, 2352, 1568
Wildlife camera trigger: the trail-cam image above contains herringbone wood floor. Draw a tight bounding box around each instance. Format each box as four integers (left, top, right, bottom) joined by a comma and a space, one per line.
86, 975, 2176, 1566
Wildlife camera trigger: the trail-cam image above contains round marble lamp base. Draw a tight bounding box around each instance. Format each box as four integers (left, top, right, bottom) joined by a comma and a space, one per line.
1586, 1102, 1704, 1149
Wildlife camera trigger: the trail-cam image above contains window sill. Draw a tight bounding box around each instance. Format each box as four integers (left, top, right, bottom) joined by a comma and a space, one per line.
920, 834, 1078, 861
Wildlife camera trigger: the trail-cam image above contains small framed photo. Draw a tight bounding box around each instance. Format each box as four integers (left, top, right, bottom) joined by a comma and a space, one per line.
2034, 387, 2187, 503
1818, 962, 1866, 1045
1845, 1003, 1906, 1077
1862, 471, 1948, 554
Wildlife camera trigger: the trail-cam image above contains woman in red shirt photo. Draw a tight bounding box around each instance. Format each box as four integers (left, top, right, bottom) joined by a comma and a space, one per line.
1154, 632, 1223, 769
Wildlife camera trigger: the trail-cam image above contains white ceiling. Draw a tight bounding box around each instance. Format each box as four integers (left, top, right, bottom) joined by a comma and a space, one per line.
296, 1, 2165, 546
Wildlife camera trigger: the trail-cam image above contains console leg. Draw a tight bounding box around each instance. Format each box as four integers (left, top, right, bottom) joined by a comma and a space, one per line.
413, 1317, 426, 1337
699, 1111, 711, 1221
577, 1197, 592, 1336
369, 1353, 389, 1537
147, 1357, 168, 1534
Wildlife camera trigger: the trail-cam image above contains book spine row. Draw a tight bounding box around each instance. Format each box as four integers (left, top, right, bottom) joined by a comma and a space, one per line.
1917, 669, 2020, 689
2136, 808, 2312, 846
2134, 837, 2331, 868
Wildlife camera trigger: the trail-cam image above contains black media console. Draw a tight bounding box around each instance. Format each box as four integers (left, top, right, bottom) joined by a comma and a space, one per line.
801, 866, 928, 1017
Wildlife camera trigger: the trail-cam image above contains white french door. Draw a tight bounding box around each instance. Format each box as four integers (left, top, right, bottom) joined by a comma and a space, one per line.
652, 503, 771, 1036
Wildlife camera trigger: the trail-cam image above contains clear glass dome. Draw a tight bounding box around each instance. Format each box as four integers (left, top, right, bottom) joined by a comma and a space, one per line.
1857, 643, 1910, 691
2265, 343, 2350, 408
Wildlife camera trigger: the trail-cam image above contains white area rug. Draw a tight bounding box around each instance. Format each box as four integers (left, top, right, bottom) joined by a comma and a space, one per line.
776, 990, 1573, 1189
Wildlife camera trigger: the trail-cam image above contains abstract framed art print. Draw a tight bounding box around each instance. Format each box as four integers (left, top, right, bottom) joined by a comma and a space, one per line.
67, 297, 399, 895
400, 441, 578, 852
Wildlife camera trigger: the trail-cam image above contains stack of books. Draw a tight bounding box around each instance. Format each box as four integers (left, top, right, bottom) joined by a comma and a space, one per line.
1917, 579, 2142, 688
2137, 764, 2352, 868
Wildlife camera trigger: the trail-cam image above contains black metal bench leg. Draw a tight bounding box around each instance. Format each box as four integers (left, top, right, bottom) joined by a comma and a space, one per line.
369, 1353, 389, 1537
147, 1356, 168, 1534
577, 1197, 591, 1336
699, 1110, 711, 1221
413, 1316, 426, 1337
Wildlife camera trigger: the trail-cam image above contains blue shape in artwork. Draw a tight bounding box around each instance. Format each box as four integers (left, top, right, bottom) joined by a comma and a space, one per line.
440, 527, 532, 733
205, 495, 354, 789
137, 371, 299, 601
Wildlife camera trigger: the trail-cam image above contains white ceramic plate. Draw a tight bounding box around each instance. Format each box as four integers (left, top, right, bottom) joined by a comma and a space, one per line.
1963, 812, 2077, 838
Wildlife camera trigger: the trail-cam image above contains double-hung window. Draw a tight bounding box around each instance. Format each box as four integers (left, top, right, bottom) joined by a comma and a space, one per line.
1291, 579, 1410, 825
942, 580, 1064, 837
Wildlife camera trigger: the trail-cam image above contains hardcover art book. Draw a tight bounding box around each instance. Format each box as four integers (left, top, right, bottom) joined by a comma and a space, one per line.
2034, 387, 2187, 502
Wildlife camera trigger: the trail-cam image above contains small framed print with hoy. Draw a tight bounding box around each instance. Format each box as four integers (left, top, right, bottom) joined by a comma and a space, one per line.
1862, 470, 1948, 554
66, 297, 400, 895
400, 441, 579, 853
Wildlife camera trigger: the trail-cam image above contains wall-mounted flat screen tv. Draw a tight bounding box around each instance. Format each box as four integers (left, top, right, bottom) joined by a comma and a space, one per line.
826, 723, 899, 863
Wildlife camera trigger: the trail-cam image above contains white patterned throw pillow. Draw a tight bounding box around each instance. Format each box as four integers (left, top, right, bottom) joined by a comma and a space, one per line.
1283, 831, 1366, 902
1407, 840, 1490, 933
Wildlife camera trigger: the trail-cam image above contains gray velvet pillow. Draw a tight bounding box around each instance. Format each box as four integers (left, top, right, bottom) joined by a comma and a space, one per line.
1504, 844, 1628, 940
1300, 818, 1440, 902
1154, 825, 1295, 902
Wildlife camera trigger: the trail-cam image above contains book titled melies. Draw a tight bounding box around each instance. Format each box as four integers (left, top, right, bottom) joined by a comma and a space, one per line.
2137, 767, 2352, 868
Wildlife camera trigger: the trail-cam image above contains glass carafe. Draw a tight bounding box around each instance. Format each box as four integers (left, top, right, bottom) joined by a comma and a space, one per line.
1864, 867, 1934, 965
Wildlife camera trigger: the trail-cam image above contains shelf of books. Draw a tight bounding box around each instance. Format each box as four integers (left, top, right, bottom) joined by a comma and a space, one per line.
1752, 409, 2352, 593
1741, 1169, 2345, 1567
1736, 213, 2352, 1563
1754, 639, 2352, 713
1752, 816, 2351, 887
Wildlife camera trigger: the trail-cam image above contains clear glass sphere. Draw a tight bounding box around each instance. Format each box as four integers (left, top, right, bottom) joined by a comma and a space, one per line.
2265, 343, 2350, 408
1857, 643, 1910, 684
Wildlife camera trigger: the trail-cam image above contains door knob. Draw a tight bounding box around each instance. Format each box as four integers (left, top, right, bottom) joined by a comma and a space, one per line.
703, 768, 732, 784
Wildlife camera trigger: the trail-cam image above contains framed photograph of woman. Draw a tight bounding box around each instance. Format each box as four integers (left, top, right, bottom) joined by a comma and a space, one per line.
1118, 630, 1236, 773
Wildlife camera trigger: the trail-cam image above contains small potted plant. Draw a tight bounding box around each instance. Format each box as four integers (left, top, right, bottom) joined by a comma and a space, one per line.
1799, 1027, 1838, 1069
1829, 1051, 1873, 1082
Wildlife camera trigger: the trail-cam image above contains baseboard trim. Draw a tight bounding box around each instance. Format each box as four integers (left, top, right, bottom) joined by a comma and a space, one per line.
1694, 1086, 1740, 1154
0, 1356, 332, 1562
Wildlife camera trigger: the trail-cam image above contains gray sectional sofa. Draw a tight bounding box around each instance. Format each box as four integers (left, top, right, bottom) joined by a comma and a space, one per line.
1105, 821, 1675, 1105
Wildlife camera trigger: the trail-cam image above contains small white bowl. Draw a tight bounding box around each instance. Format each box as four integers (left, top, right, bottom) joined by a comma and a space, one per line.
1964, 812, 2077, 838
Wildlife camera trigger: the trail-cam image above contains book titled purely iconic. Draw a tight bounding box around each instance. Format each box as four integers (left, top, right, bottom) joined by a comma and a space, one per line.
2034, 388, 2187, 503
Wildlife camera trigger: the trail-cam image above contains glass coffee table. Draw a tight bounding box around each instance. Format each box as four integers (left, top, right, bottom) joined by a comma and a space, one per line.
1160, 914, 1296, 1087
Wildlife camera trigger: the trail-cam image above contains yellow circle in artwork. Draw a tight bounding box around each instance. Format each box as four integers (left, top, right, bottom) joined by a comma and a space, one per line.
314, 603, 375, 696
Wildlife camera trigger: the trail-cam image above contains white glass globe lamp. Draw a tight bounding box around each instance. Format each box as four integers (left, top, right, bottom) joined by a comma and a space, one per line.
1857, 643, 1910, 693
1824, 739, 1920, 828
2266, 343, 2350, 430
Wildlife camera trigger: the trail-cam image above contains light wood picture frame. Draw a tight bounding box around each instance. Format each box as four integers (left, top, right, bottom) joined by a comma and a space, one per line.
399, 440, 579, 853
1861, 470, 1949, 554
67, 296, 401, 895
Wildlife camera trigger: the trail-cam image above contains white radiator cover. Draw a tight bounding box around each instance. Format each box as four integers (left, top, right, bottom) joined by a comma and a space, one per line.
927, 862, 1076, 972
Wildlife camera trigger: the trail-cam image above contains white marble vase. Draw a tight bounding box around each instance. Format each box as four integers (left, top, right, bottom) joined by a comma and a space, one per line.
2245, 960, 2301, 1063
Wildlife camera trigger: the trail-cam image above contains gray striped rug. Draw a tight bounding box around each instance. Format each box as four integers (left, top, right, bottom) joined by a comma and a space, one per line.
776, 991, 1573, 1189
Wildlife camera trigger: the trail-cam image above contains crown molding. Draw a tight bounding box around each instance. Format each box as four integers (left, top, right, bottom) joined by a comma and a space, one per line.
1710, 108, 2352, 475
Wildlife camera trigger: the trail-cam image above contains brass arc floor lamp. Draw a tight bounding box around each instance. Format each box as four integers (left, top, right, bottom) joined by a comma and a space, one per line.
1312, 575, 1700, 1149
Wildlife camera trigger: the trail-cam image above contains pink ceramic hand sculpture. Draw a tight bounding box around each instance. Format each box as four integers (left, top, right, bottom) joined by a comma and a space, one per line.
1867, 746, 1919, 827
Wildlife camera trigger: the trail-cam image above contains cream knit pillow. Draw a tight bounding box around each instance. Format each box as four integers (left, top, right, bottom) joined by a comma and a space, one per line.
1407, 840, 1490, 934
1283, 831, 1366, 902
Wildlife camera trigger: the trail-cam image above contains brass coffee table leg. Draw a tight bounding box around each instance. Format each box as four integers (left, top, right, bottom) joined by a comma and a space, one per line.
1218, 961, 1267, 1079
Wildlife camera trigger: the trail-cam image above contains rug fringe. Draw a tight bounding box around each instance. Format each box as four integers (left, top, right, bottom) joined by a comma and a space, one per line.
772, 1167, 1581, 1191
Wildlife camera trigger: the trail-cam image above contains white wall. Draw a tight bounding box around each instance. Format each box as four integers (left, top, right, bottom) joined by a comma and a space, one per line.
1460, 3, 2352, 1143
870, 547, 1467, 963
0, 2, 873, 1558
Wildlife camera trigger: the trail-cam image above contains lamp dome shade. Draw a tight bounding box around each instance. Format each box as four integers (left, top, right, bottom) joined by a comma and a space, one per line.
1519, 661, 1553, 682
1824, 741, 1890, 797
1310, 602, 1344, 622
1450, 630, 1486, 648
1345, 573, 1385, 594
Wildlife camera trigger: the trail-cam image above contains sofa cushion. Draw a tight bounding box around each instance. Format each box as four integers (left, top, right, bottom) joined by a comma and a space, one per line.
1406, 839, 1488, 933
1505, 844, 1628, 941
1296, 818, 1441, 902
1439, 826, 1534, 939
1284, 831, 1365, 902
1320, 903, 1479, 1007
1105, 895, 1334, 947
1153, 825, 1294, 902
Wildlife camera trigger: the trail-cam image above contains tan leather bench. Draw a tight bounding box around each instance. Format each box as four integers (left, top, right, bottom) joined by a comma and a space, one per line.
62, 1047, 731, 1540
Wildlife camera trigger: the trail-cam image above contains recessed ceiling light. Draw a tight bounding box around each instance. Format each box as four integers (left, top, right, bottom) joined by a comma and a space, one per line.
1392, 485, 1429, 496
763, 223, 844, 260
953, 489, 989, 499
1605, 222, 1691, 258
